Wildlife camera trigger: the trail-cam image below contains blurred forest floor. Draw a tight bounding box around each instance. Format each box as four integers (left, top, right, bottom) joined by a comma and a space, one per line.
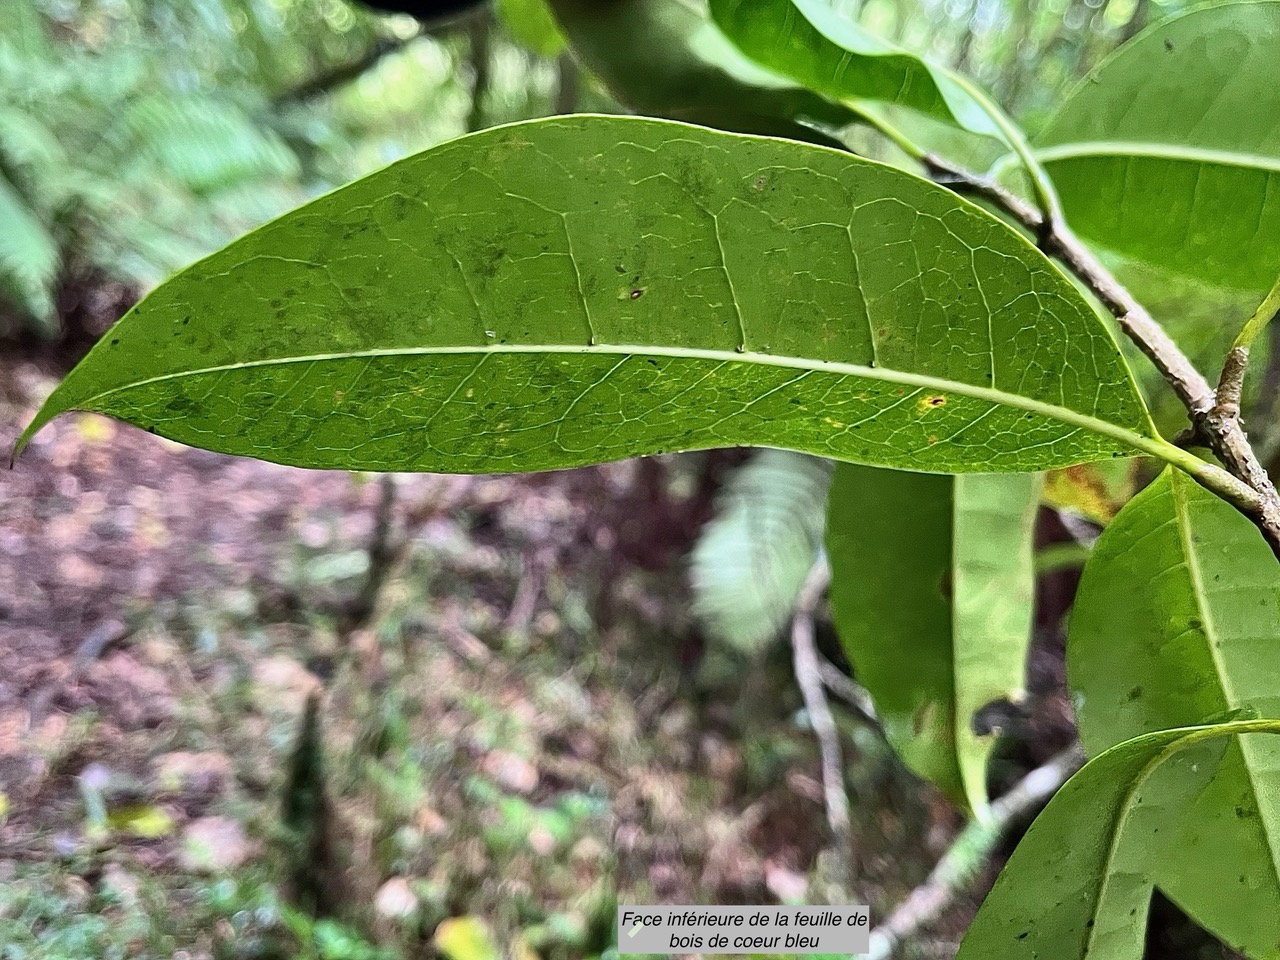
0, 348, 965, 960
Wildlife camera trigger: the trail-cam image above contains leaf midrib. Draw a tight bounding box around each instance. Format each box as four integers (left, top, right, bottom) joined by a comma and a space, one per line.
1035, 141, 1280, 173
1084, 721, 1280, 955
34, 342, 1160, 461
1170, 473, 1280, 901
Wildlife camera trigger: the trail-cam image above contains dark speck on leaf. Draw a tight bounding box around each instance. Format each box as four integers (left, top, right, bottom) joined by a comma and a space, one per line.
1017, 932, 1029, 940
111, 338, 120, 345
1165, 38, 1174, 50
630, 289, 644, 300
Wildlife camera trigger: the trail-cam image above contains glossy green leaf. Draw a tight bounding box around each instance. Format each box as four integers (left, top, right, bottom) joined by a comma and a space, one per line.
1069, 467, 1280, 957
958, 720, 1280, 960
546, 0, 857, 141
826, 465, 1040, 811
19, 116, 1156, 474
708, 0, 1001, 140
1035, 1, 1280, 301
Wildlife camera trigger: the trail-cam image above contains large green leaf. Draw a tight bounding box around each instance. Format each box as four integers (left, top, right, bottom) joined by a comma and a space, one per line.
1035, 1, 1280, 301
708, 0, 1001, 141
18, 116, 1156, 474
826, 465, 1040, 812
546, 0, 856, 141
1068, 467, 1280, 957
958, 720, 1280, 960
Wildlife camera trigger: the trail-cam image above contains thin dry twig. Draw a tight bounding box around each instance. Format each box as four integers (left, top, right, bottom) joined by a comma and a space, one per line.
275, 31, 423, 104
789, 556, 853, 895
865, 743, 1086, 960
816, 658, 881, 733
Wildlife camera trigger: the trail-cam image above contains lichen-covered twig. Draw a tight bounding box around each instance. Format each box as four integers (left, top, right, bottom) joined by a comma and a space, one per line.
790, 556, 854, 895
865, 743, 1086, 960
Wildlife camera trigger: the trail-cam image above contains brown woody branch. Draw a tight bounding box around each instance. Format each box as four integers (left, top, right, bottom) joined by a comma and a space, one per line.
923, 154, 1280, 558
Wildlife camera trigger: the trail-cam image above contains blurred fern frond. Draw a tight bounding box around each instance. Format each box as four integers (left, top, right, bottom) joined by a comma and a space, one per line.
690, 450, 833, 654
0, 175, 59, 332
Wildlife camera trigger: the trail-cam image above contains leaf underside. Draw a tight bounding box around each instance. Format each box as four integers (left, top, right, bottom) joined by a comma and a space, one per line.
19, 116, 1151, 474
826, 464, 1039, 811
958, 721, 1280, 960
1069, 468, 1280, 957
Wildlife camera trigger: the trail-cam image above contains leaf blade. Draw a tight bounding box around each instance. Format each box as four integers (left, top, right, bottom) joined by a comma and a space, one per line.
826, 465, 1040, 811
1068, 468, 1280, 956
20, 116, 1153, 474
958, 720, 1280, 960
1035, 1, 1280, 300
708, 0, 1001, 140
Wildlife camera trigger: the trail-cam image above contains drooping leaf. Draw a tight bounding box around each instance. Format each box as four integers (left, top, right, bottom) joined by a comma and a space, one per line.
546, 0, 857, 141
19, 116, 1156, 475
1068, 467, 1280, 957
1035, 1, 1280, 303
958, 720, 1280, 960
690, 449, 831, 653
708, 0, 1002, 141
826, 465, 1040, 812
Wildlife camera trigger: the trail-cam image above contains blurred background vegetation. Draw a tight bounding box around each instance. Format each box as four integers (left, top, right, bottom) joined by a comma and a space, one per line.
0, 0, 1208, 958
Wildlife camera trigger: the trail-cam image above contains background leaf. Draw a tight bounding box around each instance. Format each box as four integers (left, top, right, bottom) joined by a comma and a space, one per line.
689, 450, 831, 653
1035, 1, 1280, 304
958, 720, 1280, 960
20, 116, 1154, 476
546, 0, 858, 140
1069, 467, 1280, 957
497, 0, 567, 59
708, 0, 1002, 140
826, 465, 1040, 811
